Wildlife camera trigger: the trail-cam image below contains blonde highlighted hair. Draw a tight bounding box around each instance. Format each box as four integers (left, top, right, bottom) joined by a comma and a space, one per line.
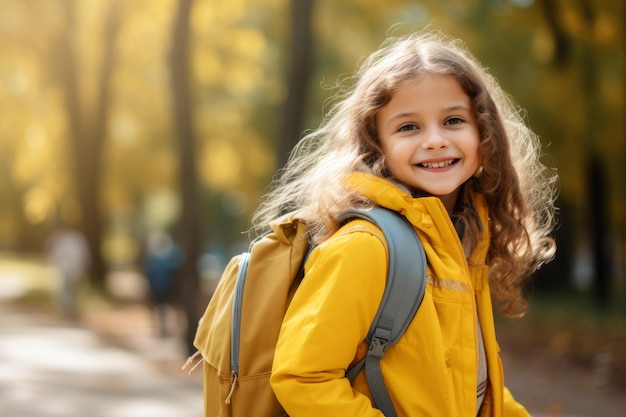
252, 29, 557, 316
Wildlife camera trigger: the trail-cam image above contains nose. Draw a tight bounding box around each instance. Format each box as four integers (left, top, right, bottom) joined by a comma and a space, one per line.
421, 127, 449, 150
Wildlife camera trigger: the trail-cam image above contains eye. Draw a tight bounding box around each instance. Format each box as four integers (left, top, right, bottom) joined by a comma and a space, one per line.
398, 123, 418, 132
444, 117, 464, 125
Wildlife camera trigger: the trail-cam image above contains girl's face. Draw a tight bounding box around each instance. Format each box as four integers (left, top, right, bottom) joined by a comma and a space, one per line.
376, 73, 480, 212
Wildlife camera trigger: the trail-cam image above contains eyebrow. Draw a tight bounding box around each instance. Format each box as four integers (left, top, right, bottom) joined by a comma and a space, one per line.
385, 104, 472, 126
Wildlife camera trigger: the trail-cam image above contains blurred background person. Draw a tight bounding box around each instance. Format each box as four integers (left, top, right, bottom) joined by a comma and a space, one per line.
142, 230, 183, 338
45, 225, 91, 319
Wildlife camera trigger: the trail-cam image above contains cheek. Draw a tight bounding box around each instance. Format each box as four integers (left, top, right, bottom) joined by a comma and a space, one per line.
468, 144, 480, 168
378, 138, 393, 161
383, 146, 413, 179
464, 133, 481, 167
384, 139, 412, 156
472, 141, 480, 164
382, 143, 409, 169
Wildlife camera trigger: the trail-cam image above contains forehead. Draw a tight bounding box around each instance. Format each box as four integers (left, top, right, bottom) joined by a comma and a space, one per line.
380, 74, 471, 116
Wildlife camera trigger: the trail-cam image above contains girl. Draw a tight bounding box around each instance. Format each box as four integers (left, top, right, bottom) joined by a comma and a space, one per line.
256, 30, 557, 417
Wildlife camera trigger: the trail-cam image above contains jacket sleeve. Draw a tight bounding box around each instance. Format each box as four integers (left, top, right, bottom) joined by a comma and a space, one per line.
270, 230, 387, 417
503, 386, 532, 417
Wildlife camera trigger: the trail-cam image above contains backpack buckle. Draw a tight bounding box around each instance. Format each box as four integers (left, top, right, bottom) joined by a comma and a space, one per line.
368, 335, 390, 358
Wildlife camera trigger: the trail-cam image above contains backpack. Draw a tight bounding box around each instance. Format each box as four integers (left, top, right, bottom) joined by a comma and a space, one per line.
187, 206, 427, 417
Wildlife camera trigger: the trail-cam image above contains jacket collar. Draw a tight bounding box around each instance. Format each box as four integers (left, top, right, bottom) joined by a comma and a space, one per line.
345, 172, 491, 267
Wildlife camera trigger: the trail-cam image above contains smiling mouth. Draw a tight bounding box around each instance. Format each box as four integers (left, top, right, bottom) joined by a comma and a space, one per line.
418, 159, 457, 168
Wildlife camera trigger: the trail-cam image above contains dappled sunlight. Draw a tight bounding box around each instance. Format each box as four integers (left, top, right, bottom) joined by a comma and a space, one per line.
201, 139, 242, 189
198, 131, 276, 194
0, 326, 151, 375
0, 253, 58, 300
23, 187, 56, 225
1, 0, 621, 255
140, 188, 181, 231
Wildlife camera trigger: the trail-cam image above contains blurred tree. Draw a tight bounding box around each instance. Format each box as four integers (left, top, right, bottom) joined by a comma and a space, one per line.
577, 0, 612, 310
170, 0, 202, 355
587, 153, 611, 310
538, 0, 616, 303
0, 0, 623, 305
191, 0, 285, 253
276, 0, 315, 169
48, 0, 121, 288
0, 1, 83, 250
540, 0, 571, 67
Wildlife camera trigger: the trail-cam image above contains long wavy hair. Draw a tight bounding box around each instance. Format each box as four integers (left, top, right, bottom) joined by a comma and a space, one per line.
251, 30, 557, 317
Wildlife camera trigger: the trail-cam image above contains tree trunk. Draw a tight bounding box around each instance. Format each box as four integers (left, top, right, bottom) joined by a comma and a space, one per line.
539, 0, 570, 67
169, 0, 202, 355
55, 0, 120, 289
578, 0, 612, 310
276, 0, 315, 169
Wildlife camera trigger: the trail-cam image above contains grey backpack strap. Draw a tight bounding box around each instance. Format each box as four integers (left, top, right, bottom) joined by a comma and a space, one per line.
342, 206, 427, 417
231, 252, 251, 380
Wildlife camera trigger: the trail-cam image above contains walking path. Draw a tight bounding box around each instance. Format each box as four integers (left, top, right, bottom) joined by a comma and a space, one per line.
0, 304, 203, 417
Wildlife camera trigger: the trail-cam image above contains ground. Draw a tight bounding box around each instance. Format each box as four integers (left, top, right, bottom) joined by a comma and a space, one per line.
496, 294, 626, 417
1, 254, 625, 416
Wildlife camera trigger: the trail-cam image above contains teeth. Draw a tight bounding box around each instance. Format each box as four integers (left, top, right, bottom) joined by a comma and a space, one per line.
420, 160, 454, 168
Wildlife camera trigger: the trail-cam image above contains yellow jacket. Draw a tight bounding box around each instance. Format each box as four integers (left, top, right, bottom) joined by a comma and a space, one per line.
270, 173, 530, 417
